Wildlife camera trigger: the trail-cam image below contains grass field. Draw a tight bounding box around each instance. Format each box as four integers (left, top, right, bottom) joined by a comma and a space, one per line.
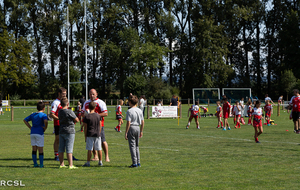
0, 105, 299, 189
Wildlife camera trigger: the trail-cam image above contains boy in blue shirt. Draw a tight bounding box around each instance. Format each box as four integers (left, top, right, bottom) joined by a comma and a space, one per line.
23, 101, 48, 168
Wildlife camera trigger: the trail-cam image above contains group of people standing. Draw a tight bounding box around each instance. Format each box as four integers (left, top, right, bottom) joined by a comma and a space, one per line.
186, 94, 276, 143
23, 87, 145, 168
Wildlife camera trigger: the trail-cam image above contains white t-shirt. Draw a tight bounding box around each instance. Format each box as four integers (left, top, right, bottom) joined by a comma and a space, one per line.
234, 105, 242, 115
126, 107, 144, 126
82, 98, 107, 127
265, 97, 272, 102
139, 98, 145, 110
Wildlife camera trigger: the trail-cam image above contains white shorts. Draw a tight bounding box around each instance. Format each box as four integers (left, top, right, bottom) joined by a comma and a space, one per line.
30, 134, 44, 147
86, 137, 102, 151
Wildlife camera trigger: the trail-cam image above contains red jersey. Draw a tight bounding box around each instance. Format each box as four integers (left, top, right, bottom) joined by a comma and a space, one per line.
247, 105, 252, 114
216, 105, 222, 114
292, 96, 300, 112
223, 102, 231, 113
190, 105, 200, 116
51, 98, 62, 126
82, 98, 108, 127
264, 104, 272, 113
116, 105, 122, 115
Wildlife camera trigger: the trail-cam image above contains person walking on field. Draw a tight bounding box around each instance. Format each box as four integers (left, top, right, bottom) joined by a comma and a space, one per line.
82, 89, 110, 162
251, 100, 263, 143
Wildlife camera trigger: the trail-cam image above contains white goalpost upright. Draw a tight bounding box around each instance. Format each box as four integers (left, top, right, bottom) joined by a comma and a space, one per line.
67, 0, 88, 102
192, 88, 220, 104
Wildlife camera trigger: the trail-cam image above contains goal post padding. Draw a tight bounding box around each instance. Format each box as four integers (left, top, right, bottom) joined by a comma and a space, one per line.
192, 88, 220, 104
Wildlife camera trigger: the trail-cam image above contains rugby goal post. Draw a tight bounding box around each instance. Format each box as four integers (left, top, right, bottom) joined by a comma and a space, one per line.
192, 88, 220, 104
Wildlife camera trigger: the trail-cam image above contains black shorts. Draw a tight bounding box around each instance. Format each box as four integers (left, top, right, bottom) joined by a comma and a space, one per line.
116, 115, 122, 120
54, 125, 60, 136
100, 127, 106, 142
292, 111, 300, 121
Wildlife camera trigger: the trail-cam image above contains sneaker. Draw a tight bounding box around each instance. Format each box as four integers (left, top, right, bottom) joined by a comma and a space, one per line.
222, 128, 226, 131
216, 126, 220, 128
98, 162, 103, 166
137, 163, 141, 167
256, 141, 261, 143
197, 126, 200, 129
186, 126, 189, 129
248, 123, 251, 125
72, 156, 79, 161
114, 127, 118, 132
54, 157, 59, 161
81, 129, 83, 132
297, 131, 300, 134
294, 130, 297, 133
234, 126, 237, 128
59, 165, 67, 169
40, 165, 44, 168
267, 124, 271, 126
238, 126, 241, 128
69, 165, 78, 169
117, 130, 122, 132
228, 127, 231, 130
82, 163, 90, 167
129, 164, 138, 168
34, 164, 39, 168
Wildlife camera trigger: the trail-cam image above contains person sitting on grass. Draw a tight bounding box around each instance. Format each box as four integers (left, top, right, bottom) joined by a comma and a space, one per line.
57, 97, 79, 169
23, 101, 48, 168
125, 94, 145, 168
82, 101, 103, 167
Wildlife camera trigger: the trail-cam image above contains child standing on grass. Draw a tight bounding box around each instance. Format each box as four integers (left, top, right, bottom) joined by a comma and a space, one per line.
115, 99, 124, 132
82, 102, 103, 167
251, 100, 263, 143
216, 101, 223, 128
222, 98, 231, 131
186, 101, 200, 129
264, 100, 273, 126
57, 97, 79, 169
125, 94, 144, 168
234, 101, 242, 128
23, 102, 48, 168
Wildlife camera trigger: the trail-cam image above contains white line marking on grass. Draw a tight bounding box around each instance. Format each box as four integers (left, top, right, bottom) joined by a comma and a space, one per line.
110, 143, 179, 152
148, 132, 300, 145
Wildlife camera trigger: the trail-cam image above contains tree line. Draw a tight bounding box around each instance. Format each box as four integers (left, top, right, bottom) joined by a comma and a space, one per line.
1, 0, 300, 100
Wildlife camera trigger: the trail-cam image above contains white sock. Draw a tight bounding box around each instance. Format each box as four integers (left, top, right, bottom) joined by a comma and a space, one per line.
87, 161, 90, 165
187, 122, 190, 126
99, 160, 102, 164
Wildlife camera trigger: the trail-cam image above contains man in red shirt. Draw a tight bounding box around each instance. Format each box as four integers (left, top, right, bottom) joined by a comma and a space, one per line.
82, 89, 110, 162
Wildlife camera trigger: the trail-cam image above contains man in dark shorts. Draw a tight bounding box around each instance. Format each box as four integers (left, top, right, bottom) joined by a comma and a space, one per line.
82, 89, 110, 162
50, 87, 67, 161
50, 87, 78, 161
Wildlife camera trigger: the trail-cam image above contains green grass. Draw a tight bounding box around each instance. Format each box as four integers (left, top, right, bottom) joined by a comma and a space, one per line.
0, 105, 299, 189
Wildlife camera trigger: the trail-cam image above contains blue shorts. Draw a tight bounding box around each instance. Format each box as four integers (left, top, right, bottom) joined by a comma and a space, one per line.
58, 134, 75, 153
